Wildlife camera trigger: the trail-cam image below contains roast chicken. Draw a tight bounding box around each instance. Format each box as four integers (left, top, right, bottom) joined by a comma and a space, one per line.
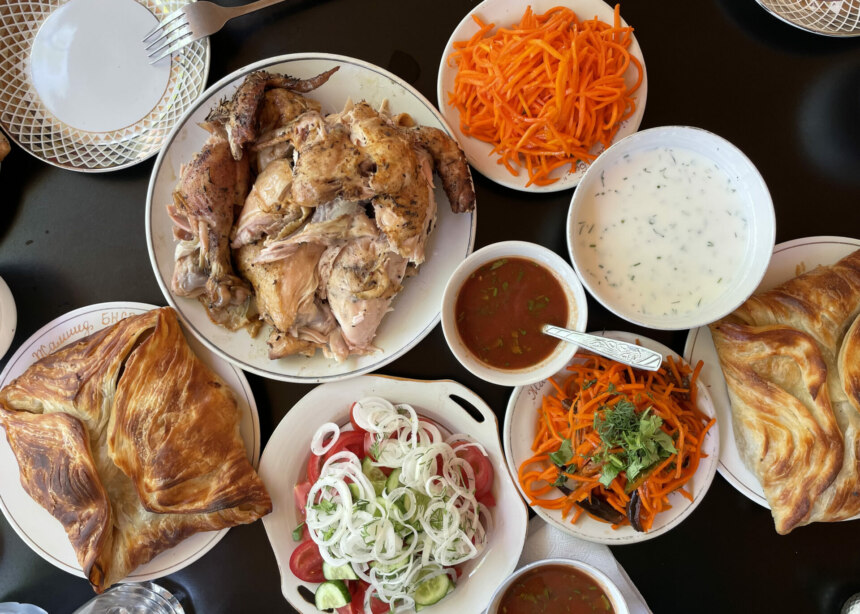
168, 68, 475, 361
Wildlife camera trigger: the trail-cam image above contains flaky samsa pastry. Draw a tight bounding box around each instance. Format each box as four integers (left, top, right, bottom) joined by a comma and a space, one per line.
710, 249, 860, 534
0, 307, 271, 592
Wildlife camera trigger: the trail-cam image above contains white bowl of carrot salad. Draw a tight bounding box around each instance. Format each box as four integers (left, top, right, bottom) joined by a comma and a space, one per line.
503, 331, 720, 544
437, 0, 647, 192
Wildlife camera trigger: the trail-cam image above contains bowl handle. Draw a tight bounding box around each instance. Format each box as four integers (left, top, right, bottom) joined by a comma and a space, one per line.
437, 379, 500, 442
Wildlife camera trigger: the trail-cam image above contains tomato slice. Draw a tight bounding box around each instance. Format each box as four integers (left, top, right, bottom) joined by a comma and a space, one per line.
289, 539, 325, 583
326, 430, 366, 460
351, 581, 390, 614
306, 453, 323, 484
477, 490, 496, 509
456, 444, 494, 498
349, 402, 368, 434
294, 481, 312, 517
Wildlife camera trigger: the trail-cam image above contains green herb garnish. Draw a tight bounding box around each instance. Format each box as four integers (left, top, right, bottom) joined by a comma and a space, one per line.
592, 399, 677, 487
548, 438, 574, 466
292, 522, 305, 541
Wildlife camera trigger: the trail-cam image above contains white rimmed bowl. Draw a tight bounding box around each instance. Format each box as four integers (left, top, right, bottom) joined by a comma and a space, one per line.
504, 331, 719, 544
257, 375, 528, 614
485, 558, 629, 614
441, 241, 588, 387
567, 125, 775, 330
437, 0, 647, 192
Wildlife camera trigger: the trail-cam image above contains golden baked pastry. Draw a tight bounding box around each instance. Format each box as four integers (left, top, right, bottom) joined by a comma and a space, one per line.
0, 307, 271, 591
709, 248, 860, 534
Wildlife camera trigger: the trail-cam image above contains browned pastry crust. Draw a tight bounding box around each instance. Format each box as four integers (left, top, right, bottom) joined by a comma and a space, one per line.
109, 307, 270, 515
0, 307, 271, 592
0, 409, 113, 588
0, 131, 10, 162
709, 249, 860, 534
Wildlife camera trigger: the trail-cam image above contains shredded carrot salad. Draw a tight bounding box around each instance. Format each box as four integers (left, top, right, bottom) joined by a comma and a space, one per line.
447, 4, 643, 187
517, 352, 714, 532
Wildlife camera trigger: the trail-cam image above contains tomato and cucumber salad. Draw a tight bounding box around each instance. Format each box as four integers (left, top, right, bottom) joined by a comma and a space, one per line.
289, 397, 496, 613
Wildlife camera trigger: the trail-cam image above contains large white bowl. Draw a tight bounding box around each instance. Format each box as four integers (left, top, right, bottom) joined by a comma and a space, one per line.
146, 53, 476, 383
437, 0, 647, 192
257, 375, 528, 614
485, 558, 629, 614
567, 125, 776, 330
441, 241, 588, 387
504, 331, 719, 544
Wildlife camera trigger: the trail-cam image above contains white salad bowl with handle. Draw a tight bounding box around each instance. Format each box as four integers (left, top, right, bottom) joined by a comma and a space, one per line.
258, 374, 528, 614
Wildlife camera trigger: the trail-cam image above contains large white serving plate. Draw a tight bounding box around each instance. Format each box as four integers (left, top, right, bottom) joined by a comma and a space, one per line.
505, 331, 719, 544
685, 236, 860, 508
437, 0, 647, 192
146, 53, 476, 383
258, 375, 528, 614
0, 302, 261, 581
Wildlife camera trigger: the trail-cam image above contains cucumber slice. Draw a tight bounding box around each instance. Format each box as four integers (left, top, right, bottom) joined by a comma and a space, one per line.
348, 482, 361, 500
323, 561, 358, 581
385, 468, 402, 492
414, 573, 453, 606
314, 580, 351, 609
362, 457, 388, 496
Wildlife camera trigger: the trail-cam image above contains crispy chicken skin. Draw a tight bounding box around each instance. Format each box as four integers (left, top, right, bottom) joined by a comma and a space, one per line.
207, 68, 339, 160
168, 135, 253, 330
169, 68, 475, 361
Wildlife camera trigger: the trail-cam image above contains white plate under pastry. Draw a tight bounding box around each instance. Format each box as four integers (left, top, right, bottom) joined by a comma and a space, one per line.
258, 374, 528, 614
437, 0, 647, 192
505, 331, 719, 544
146, 53, 477, 383
0, 0, 209, 172
0, 277, 16, 361
0, 302, 261, 582
684, 236, 860, 508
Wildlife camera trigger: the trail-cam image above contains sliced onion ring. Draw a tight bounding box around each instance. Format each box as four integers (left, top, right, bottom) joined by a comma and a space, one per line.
310, 422, 341, 456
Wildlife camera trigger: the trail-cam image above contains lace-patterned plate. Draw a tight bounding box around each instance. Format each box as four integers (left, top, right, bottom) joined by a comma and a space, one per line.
756, 0, 860, 36
0, 0, 209, 172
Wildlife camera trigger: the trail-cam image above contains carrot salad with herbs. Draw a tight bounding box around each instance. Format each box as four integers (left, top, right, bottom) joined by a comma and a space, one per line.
447, 4, 643, 186
517, 352, 714, 532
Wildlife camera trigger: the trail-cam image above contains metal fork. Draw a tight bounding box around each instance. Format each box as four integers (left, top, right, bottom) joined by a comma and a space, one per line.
143, 0, 288, 64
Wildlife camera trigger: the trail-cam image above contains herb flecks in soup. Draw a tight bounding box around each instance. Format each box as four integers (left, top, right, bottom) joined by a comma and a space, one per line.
498, 564, 615, 614
573, 146, 751, 318
455, 257, 569, 370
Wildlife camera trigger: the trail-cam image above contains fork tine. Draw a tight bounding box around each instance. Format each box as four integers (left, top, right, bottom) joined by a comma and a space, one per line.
142, 8, 186, 43
148, 30, 194, 64
144, 18, 190, 52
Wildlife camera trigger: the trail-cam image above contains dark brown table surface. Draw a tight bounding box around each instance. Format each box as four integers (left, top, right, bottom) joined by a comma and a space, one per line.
1, 0, 860, 612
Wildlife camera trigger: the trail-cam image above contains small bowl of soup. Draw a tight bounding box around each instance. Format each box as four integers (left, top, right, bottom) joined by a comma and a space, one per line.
486, 558, 629, 614
441, 241, 588, 387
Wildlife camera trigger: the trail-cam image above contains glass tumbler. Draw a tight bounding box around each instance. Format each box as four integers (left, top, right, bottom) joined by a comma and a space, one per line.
71, 582, 184, 614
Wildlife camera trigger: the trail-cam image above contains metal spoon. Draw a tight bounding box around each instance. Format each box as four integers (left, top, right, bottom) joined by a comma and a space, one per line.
540, 324, 663, 371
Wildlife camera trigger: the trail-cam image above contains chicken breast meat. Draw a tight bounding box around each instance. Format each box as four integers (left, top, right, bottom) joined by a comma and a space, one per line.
168, 68, 476, 362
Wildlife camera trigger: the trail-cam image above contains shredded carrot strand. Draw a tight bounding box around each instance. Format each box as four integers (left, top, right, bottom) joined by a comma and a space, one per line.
517, 350, 711, 533
447, 4, 642, 186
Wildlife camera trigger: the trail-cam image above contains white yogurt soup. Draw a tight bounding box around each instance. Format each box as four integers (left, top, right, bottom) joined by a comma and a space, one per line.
572, 146, 751, 319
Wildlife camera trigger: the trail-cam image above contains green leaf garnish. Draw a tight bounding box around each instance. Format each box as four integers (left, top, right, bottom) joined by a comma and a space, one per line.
292, 522, 305, 541
548, 438, 574, 466
592, 398, 676, 488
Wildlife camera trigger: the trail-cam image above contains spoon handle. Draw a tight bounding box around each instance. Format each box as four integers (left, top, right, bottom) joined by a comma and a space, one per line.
541, 325, 664, 371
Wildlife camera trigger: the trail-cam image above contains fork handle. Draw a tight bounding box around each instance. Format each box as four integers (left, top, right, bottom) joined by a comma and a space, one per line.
222, 0, 289, 19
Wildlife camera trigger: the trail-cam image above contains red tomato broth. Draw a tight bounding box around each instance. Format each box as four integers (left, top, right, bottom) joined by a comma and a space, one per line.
454, 257, 570, 370
498, 564, 615, 614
